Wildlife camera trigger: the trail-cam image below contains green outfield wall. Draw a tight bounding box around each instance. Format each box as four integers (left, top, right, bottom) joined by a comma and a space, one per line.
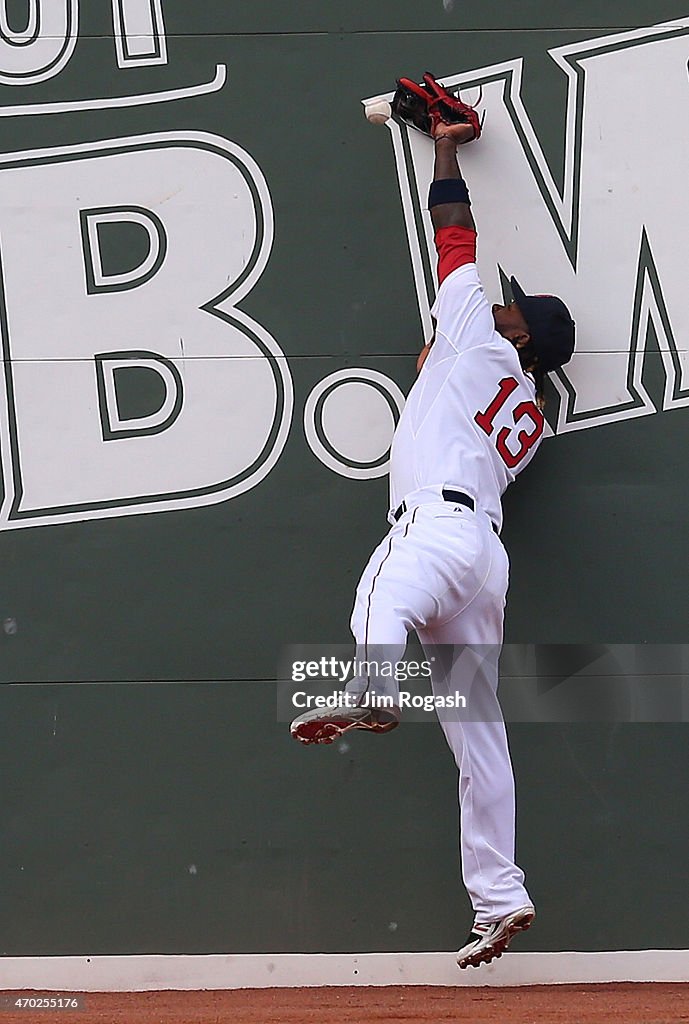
1, 0, 688, 956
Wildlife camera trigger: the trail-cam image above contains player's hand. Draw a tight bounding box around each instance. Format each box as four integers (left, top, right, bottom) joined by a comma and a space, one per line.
417, 341, 433, 372
432, 122, 477, 146
393, 73, 482, 141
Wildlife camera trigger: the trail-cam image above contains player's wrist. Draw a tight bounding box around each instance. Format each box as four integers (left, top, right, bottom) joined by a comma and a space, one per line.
429, 178, 471, 207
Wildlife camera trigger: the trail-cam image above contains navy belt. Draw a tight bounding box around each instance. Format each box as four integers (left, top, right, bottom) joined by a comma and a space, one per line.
393, 489, 498, 534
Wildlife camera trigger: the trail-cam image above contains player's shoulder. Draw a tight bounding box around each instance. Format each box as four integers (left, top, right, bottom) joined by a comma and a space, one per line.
431, 261, 486, 327
463, 333, 537, 388
437, 260, 481, 294
492, 340, 538, 395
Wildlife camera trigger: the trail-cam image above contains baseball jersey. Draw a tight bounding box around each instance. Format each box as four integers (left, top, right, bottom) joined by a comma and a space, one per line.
388, 227, 545, 531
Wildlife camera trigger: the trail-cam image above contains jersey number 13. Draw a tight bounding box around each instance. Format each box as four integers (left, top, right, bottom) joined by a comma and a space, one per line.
474, 377, 544, 469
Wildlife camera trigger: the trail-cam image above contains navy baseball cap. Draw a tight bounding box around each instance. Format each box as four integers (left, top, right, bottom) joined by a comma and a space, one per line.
510, 276, 575, 373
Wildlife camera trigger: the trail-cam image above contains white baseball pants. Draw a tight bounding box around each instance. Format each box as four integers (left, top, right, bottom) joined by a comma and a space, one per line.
350, 500, 531, 923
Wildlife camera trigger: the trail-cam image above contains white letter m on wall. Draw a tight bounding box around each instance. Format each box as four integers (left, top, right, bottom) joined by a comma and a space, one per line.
369, 15, 689, 434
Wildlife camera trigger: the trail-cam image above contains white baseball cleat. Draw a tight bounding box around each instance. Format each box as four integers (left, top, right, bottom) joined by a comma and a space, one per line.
290, 697, 400, 745
456, 904, 535, 969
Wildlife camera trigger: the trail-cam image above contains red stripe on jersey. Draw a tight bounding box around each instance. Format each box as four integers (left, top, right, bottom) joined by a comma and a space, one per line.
435, 225, 477, 285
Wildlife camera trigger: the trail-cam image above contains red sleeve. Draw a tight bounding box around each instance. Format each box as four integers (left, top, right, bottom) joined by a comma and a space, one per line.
434, 225, 477, 286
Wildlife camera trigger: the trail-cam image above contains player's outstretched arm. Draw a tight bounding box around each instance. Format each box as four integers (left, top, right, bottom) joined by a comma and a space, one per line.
430, 132, 475, 232
429, 129, 478, 288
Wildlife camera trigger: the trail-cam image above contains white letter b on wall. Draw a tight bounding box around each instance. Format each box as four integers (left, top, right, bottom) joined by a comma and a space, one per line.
0, 132, 292, 529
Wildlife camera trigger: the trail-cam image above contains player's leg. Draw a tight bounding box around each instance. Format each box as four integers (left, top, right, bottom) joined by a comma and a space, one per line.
420, 630, 531, 918
347, 509, 428, 706
348, 504, 495, 707
417, 527, 533, 963
290, 508, 440, 744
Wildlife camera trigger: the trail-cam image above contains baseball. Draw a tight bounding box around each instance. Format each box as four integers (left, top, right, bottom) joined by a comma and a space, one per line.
364, 99, 392, 125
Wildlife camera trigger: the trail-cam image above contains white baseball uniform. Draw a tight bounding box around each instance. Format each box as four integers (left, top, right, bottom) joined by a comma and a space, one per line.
350, 225, 545, 923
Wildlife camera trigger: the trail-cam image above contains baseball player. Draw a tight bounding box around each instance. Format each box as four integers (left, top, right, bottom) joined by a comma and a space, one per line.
290, 74, 575, 969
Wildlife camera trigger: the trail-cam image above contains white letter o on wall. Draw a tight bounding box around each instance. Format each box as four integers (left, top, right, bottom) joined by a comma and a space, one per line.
304, 369, 405, 480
